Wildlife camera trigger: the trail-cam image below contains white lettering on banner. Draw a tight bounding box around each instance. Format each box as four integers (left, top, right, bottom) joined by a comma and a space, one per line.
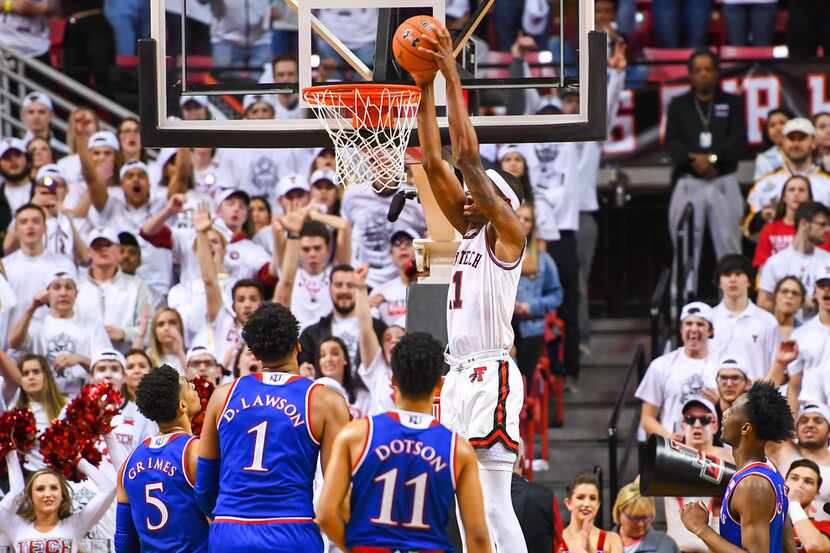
604, 90, 636, 155
659, 84, 690, 143
743, 76, 782, 146
807, 74, 830, 114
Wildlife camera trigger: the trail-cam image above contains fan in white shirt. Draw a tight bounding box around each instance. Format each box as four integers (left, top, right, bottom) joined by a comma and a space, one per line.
190, 202, 276, 367
140, 189, 278, 290
341, 183, 426, 289
1, 203, 75, 330
0, 448, 116, 553
9, 268, 112, 397
636, 302, 718, 440
782, 268, 830, 412
2, 164, 90, 265
86, 156, 174, 297
355, 264, 405, 416
0, 138, 34, 216
709, 254, 779, 381
758, 202, 830, 312
74, 227, 154, 353
370, 229, 416, 328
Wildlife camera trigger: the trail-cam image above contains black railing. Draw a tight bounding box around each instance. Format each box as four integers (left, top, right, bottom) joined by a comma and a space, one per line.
650, 267, 671, 361
606, 344, 646, 522
594, 465, 605, 527
675, 202, 695, 342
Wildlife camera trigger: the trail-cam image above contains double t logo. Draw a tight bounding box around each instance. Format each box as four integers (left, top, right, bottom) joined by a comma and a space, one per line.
469, 366, 487, 383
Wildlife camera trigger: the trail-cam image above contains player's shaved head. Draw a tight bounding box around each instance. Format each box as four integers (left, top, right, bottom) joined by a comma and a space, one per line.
391, 332, 444, 399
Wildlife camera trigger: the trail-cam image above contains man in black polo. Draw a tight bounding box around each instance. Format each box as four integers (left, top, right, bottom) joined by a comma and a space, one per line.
666, 49, 746, 294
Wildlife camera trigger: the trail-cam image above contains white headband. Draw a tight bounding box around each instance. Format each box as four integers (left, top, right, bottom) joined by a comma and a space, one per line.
485, 169, 520, 211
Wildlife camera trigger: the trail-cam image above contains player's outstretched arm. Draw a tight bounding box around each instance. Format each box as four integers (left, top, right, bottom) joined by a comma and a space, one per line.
317, 419, 367, 552
311, 384, 351, 473
454, 437, 493, 553
194, 382, 232, 518
420, 26, 524, 260
681, 476, 776, 553
413, 74, 467, 233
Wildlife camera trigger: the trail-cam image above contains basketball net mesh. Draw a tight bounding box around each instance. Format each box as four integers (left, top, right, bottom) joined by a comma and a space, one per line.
303, 85, 421, 191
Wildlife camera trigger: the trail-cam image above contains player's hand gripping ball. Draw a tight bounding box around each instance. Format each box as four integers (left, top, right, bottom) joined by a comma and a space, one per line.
393, 15, 442, 74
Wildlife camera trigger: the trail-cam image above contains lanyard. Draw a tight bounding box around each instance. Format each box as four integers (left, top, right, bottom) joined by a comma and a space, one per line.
694, 99, 713, 131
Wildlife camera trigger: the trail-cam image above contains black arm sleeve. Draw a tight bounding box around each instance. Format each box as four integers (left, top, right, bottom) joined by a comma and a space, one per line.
714, 95, 747, 174
665, 98, 693, 171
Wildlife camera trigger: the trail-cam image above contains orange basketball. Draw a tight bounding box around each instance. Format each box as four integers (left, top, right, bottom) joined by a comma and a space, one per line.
392, 15, 441, 74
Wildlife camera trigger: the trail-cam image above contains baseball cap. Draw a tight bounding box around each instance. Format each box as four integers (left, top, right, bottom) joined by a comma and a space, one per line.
118, 231, 140, 249
91, 348, 126, 370
276, 173, 310, 198
22, 91, 53, 111
814, 264, 830, 284
0, 137, 26, 158
784, 117, 816, 137
186, 345, 217, 365
717, 354, 749, 377
680, 301, 713, 324
48, 267, 77, 286
217, 188, 251, 206
799, 403, 830, 425
87, 130, 120, 151
180, 95, 209, 109
243, 94, 277, 113
681, 395, 717, 417
390, 229, 415, 245
35, 164, 66, 187
119, 160, 150, 181
87, 227, 120, 247
310, 169, 336, 187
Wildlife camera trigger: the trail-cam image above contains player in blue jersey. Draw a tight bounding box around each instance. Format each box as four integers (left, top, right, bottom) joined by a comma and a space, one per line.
195, 302, 350, 553
681, 381, 796, 553
317, 332, 492, 553
115, 364, 208, 553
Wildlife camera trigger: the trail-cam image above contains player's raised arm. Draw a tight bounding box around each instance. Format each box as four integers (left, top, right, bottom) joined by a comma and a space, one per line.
413, 74, 466, 233
419, 25, 525, 260
453, 436, 493, 553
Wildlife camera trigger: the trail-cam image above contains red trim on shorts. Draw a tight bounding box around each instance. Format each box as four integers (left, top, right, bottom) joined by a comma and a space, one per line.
351, 547, 445, 553
467, 360, 519, 452
213, 516, 314, 525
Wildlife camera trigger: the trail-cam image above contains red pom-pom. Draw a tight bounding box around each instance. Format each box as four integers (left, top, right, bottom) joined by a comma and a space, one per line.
0, 408, 37, 475
189, 376, 215, 437
39, 381, 123, 482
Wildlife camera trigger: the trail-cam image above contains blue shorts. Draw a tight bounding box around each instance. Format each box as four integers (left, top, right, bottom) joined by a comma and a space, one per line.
208, 520, 323, 553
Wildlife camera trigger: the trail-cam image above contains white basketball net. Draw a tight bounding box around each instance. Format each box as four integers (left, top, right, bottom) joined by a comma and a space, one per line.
303, 85, 421, 191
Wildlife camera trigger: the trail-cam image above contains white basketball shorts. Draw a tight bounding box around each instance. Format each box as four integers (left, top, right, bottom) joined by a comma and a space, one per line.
440, 351, 524, 460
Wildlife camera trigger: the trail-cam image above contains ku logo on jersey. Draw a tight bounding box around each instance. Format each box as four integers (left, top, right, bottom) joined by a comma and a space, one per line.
469, 366, 486, 383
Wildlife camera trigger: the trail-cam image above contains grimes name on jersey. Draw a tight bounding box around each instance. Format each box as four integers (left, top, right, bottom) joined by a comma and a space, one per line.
374, 439, 448, 473
454, 249, 482, 269
223, 394, 304, 427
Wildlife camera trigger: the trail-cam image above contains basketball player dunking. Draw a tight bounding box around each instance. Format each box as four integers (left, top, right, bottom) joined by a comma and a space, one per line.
681, 382, 796, 553
411, 22, 528, 553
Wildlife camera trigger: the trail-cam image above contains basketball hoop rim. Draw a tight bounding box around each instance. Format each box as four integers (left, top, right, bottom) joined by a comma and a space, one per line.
302, 83, 421, 109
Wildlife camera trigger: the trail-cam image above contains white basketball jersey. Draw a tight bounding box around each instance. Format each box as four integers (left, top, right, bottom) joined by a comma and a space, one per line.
446, 225, 523, 358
